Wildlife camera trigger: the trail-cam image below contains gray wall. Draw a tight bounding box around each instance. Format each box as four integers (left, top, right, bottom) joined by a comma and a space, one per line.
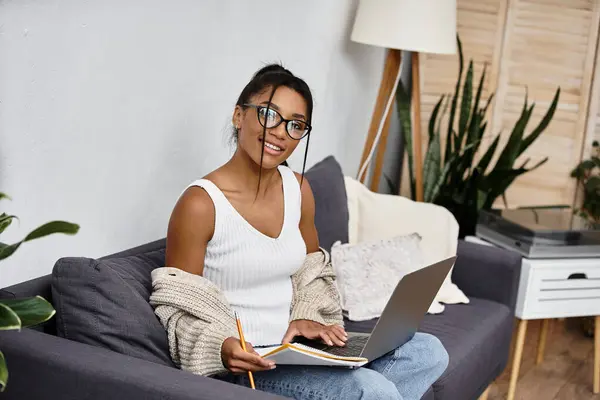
0, 0, 386, 286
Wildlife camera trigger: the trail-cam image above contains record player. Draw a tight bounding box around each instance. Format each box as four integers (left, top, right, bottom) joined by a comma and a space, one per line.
475, 207, 600, 259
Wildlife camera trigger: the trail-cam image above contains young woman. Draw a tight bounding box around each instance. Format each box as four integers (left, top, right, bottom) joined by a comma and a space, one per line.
164, 64, 449, 400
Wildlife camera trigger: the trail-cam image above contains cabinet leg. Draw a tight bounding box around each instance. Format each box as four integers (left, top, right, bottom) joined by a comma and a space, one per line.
594, 316, 599, 394
536, 319, 550, 365
508, 319, 528, 400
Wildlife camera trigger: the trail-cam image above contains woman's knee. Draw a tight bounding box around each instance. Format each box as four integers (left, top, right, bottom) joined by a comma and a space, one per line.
414, 332, 449, 373
345, 369, 402, 400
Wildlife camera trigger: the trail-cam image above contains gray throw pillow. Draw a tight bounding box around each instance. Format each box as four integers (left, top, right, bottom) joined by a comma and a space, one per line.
51, 249, 173, 366
305, 155, 349, 252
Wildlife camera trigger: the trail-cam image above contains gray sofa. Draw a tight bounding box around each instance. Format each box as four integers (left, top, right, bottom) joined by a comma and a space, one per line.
0, 157, 522, 400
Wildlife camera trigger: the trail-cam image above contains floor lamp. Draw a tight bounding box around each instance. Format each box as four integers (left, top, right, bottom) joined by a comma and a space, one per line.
351, 0, 457, 200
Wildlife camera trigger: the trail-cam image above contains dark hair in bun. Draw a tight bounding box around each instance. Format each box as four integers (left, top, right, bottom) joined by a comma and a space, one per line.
233, 63, 313, 191
235, 64, 313, 124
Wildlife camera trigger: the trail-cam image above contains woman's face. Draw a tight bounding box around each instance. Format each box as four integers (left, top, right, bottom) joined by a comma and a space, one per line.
233, 86, 308, 170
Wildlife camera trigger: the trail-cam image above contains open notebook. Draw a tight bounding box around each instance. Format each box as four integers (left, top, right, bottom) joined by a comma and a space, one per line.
255, 343, 368, 368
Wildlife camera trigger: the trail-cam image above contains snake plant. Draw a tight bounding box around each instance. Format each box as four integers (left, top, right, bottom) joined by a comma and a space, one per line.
397, 37, 560, 236
0, 192, 79, 391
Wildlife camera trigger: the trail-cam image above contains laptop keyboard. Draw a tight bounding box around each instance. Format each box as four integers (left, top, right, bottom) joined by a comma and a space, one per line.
296, 334, 370, 358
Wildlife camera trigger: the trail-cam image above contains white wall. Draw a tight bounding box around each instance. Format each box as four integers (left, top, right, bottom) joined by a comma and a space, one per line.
0, 0, 385, 287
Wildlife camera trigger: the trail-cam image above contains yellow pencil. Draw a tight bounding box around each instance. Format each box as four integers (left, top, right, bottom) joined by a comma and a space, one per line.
234, 312, 256, 389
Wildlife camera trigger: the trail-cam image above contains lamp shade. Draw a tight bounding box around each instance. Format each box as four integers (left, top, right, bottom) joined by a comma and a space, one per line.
351, 0, 457, 54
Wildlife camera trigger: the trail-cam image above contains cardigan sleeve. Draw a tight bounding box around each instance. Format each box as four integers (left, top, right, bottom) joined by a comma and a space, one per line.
289, 248, 344, 327
149, 267, 239, 376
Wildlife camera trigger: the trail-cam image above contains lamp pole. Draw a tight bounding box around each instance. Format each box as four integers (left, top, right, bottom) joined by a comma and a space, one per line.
350, 0, 457, 200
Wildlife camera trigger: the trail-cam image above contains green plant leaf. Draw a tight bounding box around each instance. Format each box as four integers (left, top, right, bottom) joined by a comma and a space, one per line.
457, 60, 474, 148
423, 133, 442, 202
476, 189, 487, 211
396, 80, 416, 200
429, 152, 463, 203
462, 63, 490, 170
445, 35, 464, 163
472, 63, 487, 118
0, 296, 55, 328
437, 95, 450, 132
475, 135, 500, 174
494, 92, 534, 171
570, 159, 596, 178
462, 169, 487, 213
482, 157, 548, 208
24, 221, 80, 241
0, 193, 10, 202
0, 221, 80, 261
462, 112, 483, 176
481, 93, 495, 116
448, 110, 483, 189
518, 87, 560, 156
585, 175, 600, 193
0, 351, 6, 392
0, 303, 21, 331
0, 214, 16, 235
430, 138, 481, 203
472, 120, 488, 157
428, 95, 445, 144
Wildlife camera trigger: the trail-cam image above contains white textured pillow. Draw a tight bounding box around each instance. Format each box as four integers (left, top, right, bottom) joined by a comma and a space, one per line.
342, 176, 469, 316
331, 233, 451, 321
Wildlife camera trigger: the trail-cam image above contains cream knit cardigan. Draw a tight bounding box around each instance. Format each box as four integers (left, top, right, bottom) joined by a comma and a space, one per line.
149, 248, 343, 377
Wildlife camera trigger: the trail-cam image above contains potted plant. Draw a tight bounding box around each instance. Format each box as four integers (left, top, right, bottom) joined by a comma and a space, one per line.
397, 37, 560, 237
0, 192, 79, 391
570, 140, 599, 229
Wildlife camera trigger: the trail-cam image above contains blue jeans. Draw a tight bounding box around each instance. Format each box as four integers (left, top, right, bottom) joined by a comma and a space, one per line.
217, 332, 449, 400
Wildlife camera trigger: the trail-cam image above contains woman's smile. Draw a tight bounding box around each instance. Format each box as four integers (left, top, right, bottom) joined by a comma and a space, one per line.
259, 136, 286, 156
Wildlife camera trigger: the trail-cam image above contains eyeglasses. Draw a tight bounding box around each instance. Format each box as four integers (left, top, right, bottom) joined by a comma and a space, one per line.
244, 104, 311, 140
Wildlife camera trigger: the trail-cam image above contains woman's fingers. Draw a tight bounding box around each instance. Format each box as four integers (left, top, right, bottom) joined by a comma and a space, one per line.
326, 329, 346, 346
328, 327, 347, 346
245, 342, 260, 356
229, 359, 274, 373
234, 348, 274, 369
281, 326, 299, 344
331, 325, 348, 339
319, 331, 335, 346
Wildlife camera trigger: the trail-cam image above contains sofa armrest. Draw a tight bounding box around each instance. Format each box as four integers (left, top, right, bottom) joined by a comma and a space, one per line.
451, 239, 522, 311
0, 329, 284, 400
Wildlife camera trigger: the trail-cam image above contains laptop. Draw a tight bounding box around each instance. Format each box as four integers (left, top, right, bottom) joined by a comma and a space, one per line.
296, 255, 457, 362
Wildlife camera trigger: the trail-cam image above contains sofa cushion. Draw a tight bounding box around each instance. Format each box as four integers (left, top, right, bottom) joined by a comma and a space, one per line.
420, 299, 512, 400
305, 156, 349, 252
51, 249, 173, 366
344, 298, 512, 400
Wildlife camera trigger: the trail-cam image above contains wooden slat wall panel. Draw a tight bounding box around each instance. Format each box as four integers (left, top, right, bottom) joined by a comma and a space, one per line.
412, 0, 600, 207
491, 0, 600, 207
400, 0, 508, 197
583, 29, 600, 160
418, 0, 507, 156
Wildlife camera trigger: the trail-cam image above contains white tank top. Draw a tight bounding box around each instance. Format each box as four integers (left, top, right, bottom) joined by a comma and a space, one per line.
184, 165, 307, 346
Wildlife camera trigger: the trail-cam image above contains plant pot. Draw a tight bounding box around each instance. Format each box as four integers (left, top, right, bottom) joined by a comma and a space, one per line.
436, 200, 479, 239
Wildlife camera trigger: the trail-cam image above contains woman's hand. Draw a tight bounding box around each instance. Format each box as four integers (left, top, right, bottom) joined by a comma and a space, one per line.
281, 320, 348, 346
221, 337, 275, 374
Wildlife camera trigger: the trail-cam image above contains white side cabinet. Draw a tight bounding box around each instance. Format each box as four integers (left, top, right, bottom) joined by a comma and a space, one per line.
465, 236, 600, 400
516, 257, 600, 319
